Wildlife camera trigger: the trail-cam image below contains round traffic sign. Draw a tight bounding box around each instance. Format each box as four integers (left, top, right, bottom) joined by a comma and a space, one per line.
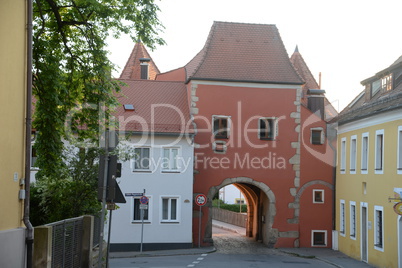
140, 196, 149, 204
195, 194, 207, 206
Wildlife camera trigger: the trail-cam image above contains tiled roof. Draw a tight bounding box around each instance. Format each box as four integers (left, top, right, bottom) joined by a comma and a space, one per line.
119, 42, 160, 80
184, 21, 304, 85
290, 47, 338, 121
334, 55, 402, 125
115, 80, 193, 134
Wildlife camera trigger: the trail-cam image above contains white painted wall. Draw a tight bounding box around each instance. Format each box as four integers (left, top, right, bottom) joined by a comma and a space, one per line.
110, 135, 194, 245
220, 185, 246, 205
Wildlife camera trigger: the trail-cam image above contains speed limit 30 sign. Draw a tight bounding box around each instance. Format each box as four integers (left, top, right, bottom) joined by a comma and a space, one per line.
195, 194, 207, 206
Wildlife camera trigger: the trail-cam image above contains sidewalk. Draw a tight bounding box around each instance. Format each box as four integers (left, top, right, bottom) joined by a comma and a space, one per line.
109, 246, 216, 259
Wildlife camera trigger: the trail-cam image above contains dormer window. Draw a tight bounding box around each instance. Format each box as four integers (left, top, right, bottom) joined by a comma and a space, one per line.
382, 74, 393, 91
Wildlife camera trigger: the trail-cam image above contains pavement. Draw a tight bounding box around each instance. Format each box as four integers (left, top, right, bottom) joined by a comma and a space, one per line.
109, 220, 375, 268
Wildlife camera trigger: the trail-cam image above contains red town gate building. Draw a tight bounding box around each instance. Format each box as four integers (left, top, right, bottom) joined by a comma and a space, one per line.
127, 21, 337, 248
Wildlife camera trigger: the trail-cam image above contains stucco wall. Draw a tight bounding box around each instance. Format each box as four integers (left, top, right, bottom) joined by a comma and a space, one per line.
110, 135, 194, 250
336, 109, 402, 267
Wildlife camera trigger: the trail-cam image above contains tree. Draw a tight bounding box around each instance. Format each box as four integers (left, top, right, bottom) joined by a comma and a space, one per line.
32, 0, 165, 179
30, 146, 103, 225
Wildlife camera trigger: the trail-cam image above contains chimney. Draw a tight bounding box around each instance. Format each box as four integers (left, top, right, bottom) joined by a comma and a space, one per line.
139, 58, 151, 80
307, 89, 326, 120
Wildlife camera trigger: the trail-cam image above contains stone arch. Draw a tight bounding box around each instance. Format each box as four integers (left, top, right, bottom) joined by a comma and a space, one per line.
295, 180, 334, 202
205, 176, 277, 246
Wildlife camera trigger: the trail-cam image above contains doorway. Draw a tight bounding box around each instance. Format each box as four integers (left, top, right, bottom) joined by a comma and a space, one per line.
361, 203, 368, 262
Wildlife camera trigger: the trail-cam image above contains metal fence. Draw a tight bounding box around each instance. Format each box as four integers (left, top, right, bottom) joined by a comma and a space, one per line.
46, 216, 84, 268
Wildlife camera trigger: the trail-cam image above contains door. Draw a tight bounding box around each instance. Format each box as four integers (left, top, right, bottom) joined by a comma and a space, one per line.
399, 216, 402, 268
361, 204, 368, 262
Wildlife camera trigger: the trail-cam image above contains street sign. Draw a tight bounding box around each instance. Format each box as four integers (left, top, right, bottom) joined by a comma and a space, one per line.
394, 202, 402, 215
140, 204, 148, 210
195, 194, 207, 206
125, 193, 144, 197
140, 196, 149, 204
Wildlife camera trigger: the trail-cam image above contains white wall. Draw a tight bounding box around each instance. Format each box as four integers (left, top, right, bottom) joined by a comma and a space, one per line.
111, 135, 194, 245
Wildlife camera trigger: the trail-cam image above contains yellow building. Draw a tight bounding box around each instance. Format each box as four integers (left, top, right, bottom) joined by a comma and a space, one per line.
335, 55, 402, 267
0, 0, 29, 267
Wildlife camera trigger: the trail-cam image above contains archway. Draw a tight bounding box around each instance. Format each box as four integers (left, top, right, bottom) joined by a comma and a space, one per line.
205, 177, 277, 247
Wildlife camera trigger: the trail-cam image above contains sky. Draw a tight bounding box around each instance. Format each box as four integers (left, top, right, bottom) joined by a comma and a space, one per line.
107, 0, 402, 111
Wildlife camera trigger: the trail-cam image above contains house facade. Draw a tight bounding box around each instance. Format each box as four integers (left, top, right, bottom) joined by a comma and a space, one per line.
0, 0, 28, 267
109, 48, 195, 251
335, 55, 402, 267
157, 22, 337, 248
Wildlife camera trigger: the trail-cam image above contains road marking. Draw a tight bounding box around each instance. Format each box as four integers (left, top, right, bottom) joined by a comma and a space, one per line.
197, 257, 204, 260
187, 265, 195, 267
201, 254, 208, 257
192, 261, 199, 264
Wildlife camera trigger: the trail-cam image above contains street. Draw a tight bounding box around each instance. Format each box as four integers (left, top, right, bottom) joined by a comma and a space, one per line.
110, 226, 335, 268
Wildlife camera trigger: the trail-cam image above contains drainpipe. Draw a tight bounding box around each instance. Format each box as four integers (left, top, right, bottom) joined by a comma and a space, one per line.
24, 0, 34, 267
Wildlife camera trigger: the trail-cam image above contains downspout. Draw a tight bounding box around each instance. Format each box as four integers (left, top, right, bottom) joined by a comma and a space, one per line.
24, 0, 34, 267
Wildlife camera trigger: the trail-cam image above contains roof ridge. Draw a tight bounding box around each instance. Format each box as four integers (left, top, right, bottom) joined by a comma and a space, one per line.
185, 22, 217, 80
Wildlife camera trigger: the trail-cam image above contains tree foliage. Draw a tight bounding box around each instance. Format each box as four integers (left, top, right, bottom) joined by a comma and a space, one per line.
30, 147, 102, 225
32, 0, 165, 179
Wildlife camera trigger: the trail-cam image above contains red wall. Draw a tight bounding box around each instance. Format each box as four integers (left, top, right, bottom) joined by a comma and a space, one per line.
191, 83, 334, 248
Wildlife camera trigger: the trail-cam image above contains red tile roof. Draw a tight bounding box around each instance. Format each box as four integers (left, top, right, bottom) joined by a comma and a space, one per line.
290, 47, 338, 121
184, 21, 304, 85
119, 42, 160, 80
115, 80, 193, 134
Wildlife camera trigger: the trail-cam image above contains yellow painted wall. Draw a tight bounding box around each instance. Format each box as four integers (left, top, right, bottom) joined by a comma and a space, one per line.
0, 0, 27, 230
336, 116, 402, 268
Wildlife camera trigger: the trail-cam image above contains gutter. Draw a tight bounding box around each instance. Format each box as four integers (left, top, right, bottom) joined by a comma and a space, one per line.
24, 0, 34, 267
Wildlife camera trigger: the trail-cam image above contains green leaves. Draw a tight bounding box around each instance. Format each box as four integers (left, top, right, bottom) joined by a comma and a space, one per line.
33, 0, 164, 179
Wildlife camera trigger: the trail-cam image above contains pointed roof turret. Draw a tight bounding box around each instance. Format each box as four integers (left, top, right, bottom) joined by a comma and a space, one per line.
120, 42, 160, 80
290, 47, 338, 121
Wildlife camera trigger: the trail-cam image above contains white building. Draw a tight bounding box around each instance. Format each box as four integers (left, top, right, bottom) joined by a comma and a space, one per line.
109, 79, 195, 251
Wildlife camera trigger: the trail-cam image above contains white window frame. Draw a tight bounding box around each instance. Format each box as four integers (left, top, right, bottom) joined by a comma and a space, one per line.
258, 117, 278, 140
310, 127, 325, 145
374, 205, 384, 252
131, 147, 152, 172
398, 126, 402, 174
160, 196, 180, 223
375, 129, 384, 174
350, 201, 356, 240
340, 199, 346, 236
340, 137, 346, 174
350, 135, 357, 174
311, 230, 327, 247
212, 115, 231, 139
162, 147, 181, 173
212, 140, 227, 154
313, 189, 324, 204
131, 196, 152, 223
361, 132, 369, 174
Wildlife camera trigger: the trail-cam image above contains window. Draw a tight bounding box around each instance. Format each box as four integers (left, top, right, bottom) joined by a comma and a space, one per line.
213, 115, 230, 139
311, 128, 324, 145
374, 206, 384, 251
350, 135, 357, 173
382, 74, 392, 91
372, 79, 381, 95
259, 117, 277, 140
375, 130, 384, 173
31, 144, 37, 168
162, 147, 179, 172
361, 133, 369, 173
132, 147, 150, 171
340, 138, 346, 173
312, 230, 327, 246
132, 197, 149, 222
350, 201, 356, 239
161, 197, 179, 222
212, 141, 227, 153
398, 126, 402, 173
340, 200, 345, 236
313, 189, 324, 203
